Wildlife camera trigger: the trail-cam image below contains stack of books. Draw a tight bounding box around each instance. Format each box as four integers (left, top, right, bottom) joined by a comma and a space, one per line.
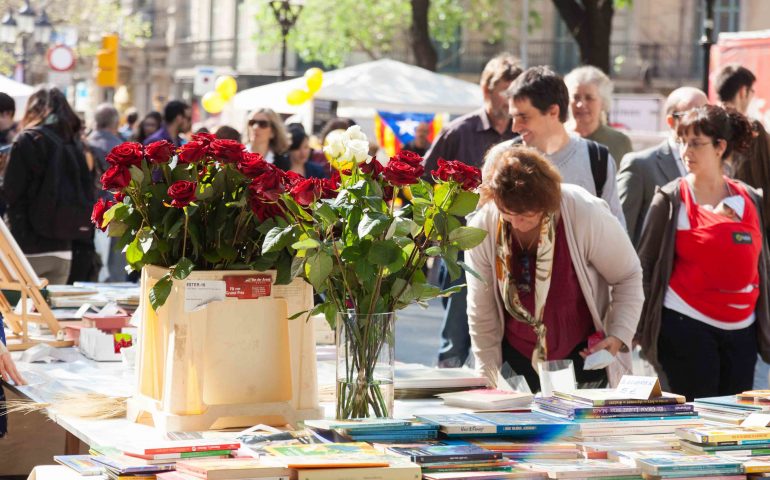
677, 425, 770, 456
304, 418, 439, 443
437, 389, 533, 411
157, 458, 291, 480
388, 443, 518, 479
694, 393, 770, 425
414, 412, 579, 440
466, 439, 581, 460
516, 458, 642, 479
576, 439, 680, 460
535, 388, 701, 443
622, 451, 744, 479
260, 442, 421, 480
394, 364, 488, 399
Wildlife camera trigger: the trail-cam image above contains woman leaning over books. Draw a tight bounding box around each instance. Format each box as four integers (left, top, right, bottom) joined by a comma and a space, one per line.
465, 144, 644, 392
636, 104, 770, 401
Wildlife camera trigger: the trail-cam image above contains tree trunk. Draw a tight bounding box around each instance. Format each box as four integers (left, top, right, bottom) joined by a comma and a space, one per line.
552, 0, 614, 74
410, 0, 438, 71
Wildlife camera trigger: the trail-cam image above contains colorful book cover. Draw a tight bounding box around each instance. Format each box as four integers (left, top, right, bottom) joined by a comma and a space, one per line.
263, 442, 379, 457
676, 426, 770, 444
636, 454, 743, 475
553, 389, 685, 407
118, 439, 241, 456
175, 457, 291, 479
53, 455, 104, 476
416, 412, 578, 438
535, 396, 694, 418
124, 449, 233, 460
388, 444, 502, 464
91, 453, 176, 474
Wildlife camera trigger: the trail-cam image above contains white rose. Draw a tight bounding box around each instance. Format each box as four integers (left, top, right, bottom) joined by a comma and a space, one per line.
346, 139, 370, 164
346, 125, 368, 142
323, 130, 345, 158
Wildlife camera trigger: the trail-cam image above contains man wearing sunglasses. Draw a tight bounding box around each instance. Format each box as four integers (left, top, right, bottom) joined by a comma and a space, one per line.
143, 100, 192, 147
617, 87, 708, 247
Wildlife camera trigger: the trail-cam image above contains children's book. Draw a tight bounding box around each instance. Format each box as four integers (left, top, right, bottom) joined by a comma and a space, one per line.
415, 412, 578, 438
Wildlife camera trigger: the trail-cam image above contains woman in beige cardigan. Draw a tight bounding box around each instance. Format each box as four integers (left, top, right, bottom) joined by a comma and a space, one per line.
466, 145, 643, 391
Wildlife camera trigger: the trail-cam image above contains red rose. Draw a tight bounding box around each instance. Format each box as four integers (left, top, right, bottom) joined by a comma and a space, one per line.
113, 192, 125, 203
320, 177, 338, 199
91, 198, 115, 231
360, 158, 384, 176
167, 180, 197, 208
101, 165, 132, 191
249, 170, 285, 202
145, 140, 175, 164
178, 140, 209, 163
290, 178, 323, 207
191, 132, 216, 145
237, 152, 271, 177
249, 196, 284, 222
432, 159, 482, 190
282, 170, 303, 189
383, 159, 424, 187
106, 142, 144, 168
392, 150, 424, 168
211, 139, 244, 164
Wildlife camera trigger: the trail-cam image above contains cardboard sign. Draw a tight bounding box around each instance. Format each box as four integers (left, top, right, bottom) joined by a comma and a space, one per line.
224, 274, 272, 299
615, 375, 663, 399
184, 280, 226, 312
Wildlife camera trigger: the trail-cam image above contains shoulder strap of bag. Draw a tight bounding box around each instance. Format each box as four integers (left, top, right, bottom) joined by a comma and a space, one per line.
587, 140, 609, 198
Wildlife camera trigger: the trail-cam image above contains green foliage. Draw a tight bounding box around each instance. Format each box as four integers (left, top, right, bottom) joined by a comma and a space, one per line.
251, 0, 507, 68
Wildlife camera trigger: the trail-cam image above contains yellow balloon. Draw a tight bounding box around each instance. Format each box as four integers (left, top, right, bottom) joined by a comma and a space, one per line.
215, 75, 238, 101
305, 68, 324, 94
201, 91, 225, 114
287, 88, 311, 106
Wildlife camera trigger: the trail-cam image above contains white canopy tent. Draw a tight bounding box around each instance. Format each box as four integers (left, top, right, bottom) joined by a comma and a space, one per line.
231, 58, 483, 116
0, 76, 34, 117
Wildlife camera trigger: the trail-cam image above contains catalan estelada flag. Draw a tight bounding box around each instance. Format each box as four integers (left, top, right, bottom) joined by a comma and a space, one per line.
374, 111, 446, 157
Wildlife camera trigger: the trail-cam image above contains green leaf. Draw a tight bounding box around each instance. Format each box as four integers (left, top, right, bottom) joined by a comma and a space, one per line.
125, 237, 143, 264
129, 165, 144, 184
367, 240, 401, 266
445, 254, 462, 282
425, 246, 442, 256
107, 221, 128, 238
172, 257, 194, 280
167, 216, 184, 238
433, 182, 452, 207
291, 238, 321, 250
459, 261, 485, 283
305, 251, 333, 290
274, 251, 294, 285
448, 226, 487, 250
263, 225, 295, 253
216, 244, 237, 262
439, 284, 465, 297
358, 212, 389, 238
196, 182, 214, 201
448, 191, 480, 217
137, 228, 154, 253
103, 203, 125, 225
149, 274, 173, 311
202, 250, 221, 263
314, 202, 338, 226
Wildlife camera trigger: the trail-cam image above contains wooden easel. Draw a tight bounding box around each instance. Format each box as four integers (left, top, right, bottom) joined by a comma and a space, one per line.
0, 220, 72, 351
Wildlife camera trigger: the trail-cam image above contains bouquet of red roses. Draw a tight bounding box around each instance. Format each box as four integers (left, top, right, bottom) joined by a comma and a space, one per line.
92, 132, 307, 310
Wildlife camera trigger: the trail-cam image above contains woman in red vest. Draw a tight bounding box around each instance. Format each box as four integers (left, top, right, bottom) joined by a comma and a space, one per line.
637, 104, 770, 400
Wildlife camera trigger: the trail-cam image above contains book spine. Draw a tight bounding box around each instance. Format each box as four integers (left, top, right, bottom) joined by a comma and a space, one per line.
575, 405, 694, 416
697, 433, 770, 443
297, 467, 420, 480
142, 443, 241, 455
651, 465, 743, 474
411, 452, 502, 464
442, 425, 498, 435
126, 449, 233, 460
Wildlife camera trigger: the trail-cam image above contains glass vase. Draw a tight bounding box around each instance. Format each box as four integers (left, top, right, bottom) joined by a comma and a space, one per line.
335, 311, 395, 419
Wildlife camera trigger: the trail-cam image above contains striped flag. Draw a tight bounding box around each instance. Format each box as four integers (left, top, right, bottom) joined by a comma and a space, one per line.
374, 111, 445, 157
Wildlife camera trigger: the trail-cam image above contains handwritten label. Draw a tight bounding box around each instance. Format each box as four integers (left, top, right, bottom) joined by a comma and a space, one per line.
741, 413, 770, 427
184, 280, 226, 312
615, 375, 662, 399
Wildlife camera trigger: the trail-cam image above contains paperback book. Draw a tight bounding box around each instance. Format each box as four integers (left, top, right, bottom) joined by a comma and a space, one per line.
415, 412, 578, 438
388, 444, 502, 464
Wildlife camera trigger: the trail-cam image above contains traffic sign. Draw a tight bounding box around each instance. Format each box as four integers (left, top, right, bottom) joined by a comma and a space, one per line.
47, 45, 76, 72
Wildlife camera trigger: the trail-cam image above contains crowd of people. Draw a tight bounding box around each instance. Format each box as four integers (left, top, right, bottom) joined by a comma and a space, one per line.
0, 54, 768, 408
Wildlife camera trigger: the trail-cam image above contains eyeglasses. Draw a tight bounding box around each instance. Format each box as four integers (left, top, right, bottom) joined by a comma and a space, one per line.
676, 139, 715, 151
515, 253, 532, 294
249, 119, 270, 129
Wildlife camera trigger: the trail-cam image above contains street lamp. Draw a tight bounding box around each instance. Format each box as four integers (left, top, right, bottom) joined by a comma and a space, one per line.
700, 0, 715, 93
0, 0, 54, 84
268, 0, 303, 81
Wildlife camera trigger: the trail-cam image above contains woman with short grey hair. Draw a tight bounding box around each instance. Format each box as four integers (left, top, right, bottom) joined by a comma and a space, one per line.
565, 66, 632, 166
